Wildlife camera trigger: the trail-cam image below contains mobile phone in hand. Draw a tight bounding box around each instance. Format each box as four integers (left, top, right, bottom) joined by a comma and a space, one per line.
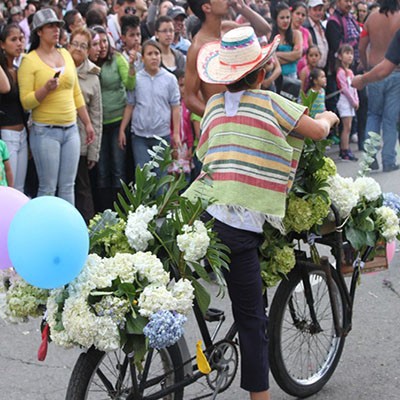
53, 71, 61, 79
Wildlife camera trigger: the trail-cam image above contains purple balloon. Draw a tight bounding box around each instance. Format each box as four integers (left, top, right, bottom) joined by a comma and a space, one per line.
0, 187, 29, 270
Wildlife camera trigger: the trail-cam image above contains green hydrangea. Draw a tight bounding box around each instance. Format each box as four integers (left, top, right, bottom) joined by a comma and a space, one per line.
284, 194, 314, 233
6, 279, 49, 319
89, 217, 132, 257
314, 157, 337, 181
308, 196, 331, 227
261, 245, 296, 287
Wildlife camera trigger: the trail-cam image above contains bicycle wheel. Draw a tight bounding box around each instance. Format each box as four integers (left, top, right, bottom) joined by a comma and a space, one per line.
269, 263, 347, 398
65, 344, 184, 400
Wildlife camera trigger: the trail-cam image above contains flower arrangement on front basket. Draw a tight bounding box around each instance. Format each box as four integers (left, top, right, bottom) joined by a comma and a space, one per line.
259, 131, 400, 289
0, 140, 230, 367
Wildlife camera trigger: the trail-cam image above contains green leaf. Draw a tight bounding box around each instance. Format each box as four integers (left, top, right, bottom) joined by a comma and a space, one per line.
345, 226, 367, 251
125, 314, 148, 335
191, 261, 210, 281
190, 279, 211, 315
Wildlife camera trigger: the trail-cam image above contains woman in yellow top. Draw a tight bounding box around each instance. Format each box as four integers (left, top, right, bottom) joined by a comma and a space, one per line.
18, 8, 94, 205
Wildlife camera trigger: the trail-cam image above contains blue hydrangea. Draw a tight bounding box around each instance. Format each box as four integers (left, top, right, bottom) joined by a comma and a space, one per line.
143, 310, 187, 349
383, 192, 400, 215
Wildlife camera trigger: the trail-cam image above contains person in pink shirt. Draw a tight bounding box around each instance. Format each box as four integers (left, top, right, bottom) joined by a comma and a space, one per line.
336, 44, 359, 161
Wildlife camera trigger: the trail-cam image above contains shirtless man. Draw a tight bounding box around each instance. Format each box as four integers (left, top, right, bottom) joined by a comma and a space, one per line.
354, 0, 400, 172
185, 0, 271, 117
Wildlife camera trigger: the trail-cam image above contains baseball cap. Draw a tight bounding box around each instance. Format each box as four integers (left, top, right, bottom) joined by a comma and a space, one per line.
308, 0, 324, 7
167, 6, 187, 19
10, 6, 23, 16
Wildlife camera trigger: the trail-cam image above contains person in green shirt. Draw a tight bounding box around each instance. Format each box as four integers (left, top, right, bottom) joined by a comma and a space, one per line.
0, 139, 14, 187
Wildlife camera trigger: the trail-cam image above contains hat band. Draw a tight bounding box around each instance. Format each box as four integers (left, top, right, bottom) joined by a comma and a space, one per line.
220, 52, 262, 68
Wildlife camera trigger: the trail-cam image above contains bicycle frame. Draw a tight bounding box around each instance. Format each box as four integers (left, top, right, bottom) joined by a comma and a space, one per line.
297, 205, 374, 339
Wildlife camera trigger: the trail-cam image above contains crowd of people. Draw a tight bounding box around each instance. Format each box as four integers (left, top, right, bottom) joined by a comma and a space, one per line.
0, 0, 398, 224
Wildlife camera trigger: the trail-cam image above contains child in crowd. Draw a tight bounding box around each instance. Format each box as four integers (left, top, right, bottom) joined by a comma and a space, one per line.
299, 44, 321, 93
307, 67, 327, 119
120, 15, 144, 71
336, 44, 359, 161
118, 40, 181, 176
0, 139, 14, 187
168, 69, 194, 181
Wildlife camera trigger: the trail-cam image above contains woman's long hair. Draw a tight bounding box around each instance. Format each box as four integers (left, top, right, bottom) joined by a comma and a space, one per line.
271, 2, 294, 47
90, 24, 113, 65
0, 23, 23, 86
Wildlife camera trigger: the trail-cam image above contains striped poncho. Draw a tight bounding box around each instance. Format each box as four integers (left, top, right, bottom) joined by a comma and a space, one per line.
184, 90, 307, 219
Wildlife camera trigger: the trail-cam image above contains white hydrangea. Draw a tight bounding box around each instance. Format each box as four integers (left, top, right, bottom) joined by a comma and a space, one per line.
106, 253, 137, 283
375, 206, 400, 242
138, 285, 177, 317
177, 220, 210, 262
327, 174, 360, 218
125, 205, 158, 251
172, 279, 194, 315
354, 177, 382, 202
133, 251, 169, 285
62, 294, 120, 352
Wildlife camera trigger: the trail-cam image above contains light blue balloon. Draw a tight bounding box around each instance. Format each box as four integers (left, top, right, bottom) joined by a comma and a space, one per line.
8, 196, 89, 289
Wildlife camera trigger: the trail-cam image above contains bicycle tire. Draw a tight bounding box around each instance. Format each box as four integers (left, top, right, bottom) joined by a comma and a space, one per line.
269, 263, 347, 398
65, 344, 184, 400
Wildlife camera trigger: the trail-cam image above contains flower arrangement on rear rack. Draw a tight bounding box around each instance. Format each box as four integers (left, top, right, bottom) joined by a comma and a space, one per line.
0, 140, 229, 365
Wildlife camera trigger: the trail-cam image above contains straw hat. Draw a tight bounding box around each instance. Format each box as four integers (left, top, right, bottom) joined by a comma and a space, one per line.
197, 27, 280, 85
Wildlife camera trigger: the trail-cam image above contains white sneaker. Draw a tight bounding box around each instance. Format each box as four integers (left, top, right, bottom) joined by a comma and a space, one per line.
350, 134, 359, 143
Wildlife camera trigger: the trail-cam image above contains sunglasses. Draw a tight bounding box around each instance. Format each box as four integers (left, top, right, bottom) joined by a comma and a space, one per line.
124, 6, 137, 14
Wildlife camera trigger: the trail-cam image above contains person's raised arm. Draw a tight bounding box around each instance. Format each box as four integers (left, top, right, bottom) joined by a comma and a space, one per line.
184, 43, 205, 117
230, 0, 271, 37
295, 110, 339, 140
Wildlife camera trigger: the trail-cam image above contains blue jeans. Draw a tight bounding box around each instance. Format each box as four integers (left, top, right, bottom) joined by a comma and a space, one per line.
365, 70, 400, 166
0, 128, 28, 193
131, 134, 170, 179
97, 121, 126, 188
30, 123, 80, 205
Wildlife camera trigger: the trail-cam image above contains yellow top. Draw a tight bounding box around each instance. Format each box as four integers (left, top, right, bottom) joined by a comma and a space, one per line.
18, 48, 85, 125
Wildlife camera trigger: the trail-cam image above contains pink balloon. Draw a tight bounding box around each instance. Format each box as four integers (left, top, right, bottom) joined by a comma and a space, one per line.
386, 241, 396, 264
0, 187, 29, 270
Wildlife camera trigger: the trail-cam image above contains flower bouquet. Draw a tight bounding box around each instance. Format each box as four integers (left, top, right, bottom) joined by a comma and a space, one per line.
0, 140, 230, 366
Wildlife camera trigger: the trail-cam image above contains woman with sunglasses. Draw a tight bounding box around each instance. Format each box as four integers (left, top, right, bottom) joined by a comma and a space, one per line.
18, 8, 95, 205
91, 24, 136, 211
0, 23, 27, 193
68, 27, 103, 223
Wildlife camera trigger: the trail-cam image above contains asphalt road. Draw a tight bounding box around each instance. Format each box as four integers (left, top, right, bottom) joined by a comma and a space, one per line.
1, 145, 400, 400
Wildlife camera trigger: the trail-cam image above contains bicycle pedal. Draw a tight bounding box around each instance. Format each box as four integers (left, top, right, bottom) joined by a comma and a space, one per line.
205, 308, 224, 322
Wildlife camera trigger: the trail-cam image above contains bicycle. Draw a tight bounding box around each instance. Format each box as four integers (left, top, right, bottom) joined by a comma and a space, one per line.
65, 205, 375, 400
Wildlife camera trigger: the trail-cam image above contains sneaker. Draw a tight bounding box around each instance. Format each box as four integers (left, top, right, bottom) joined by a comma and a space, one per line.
370, 158, 379, 170
340, 149, 358, 161
350, 134, 359, 143
382, 163, 400, 172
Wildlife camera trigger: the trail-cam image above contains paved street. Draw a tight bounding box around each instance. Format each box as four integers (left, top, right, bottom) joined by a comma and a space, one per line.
1, 144, 400, 399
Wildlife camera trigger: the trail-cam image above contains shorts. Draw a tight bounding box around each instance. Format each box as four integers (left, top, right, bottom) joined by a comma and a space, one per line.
336, 94, 355, 117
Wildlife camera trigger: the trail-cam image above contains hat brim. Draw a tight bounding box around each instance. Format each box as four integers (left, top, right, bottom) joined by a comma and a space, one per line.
33, 20, 65, 32
197, 34, 280, 85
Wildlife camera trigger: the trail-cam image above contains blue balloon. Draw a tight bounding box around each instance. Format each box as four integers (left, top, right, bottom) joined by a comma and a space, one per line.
8, 196, 89, 289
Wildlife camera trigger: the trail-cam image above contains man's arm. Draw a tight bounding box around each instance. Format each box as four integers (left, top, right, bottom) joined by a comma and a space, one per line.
184, 43, 206, 117
352, 58, 396, 89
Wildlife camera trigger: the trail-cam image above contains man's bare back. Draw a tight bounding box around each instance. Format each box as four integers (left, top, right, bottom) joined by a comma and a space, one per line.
360, 9, 400, 68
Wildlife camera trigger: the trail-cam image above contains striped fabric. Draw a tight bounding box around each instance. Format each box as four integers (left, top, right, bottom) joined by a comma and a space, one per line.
184, 90, 307, 218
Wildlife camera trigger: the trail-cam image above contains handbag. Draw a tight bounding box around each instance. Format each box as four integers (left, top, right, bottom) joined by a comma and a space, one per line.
279, 75, 301, 102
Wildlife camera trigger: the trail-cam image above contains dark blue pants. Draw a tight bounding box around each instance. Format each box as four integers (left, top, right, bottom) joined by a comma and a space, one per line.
205, 213, 269, 392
